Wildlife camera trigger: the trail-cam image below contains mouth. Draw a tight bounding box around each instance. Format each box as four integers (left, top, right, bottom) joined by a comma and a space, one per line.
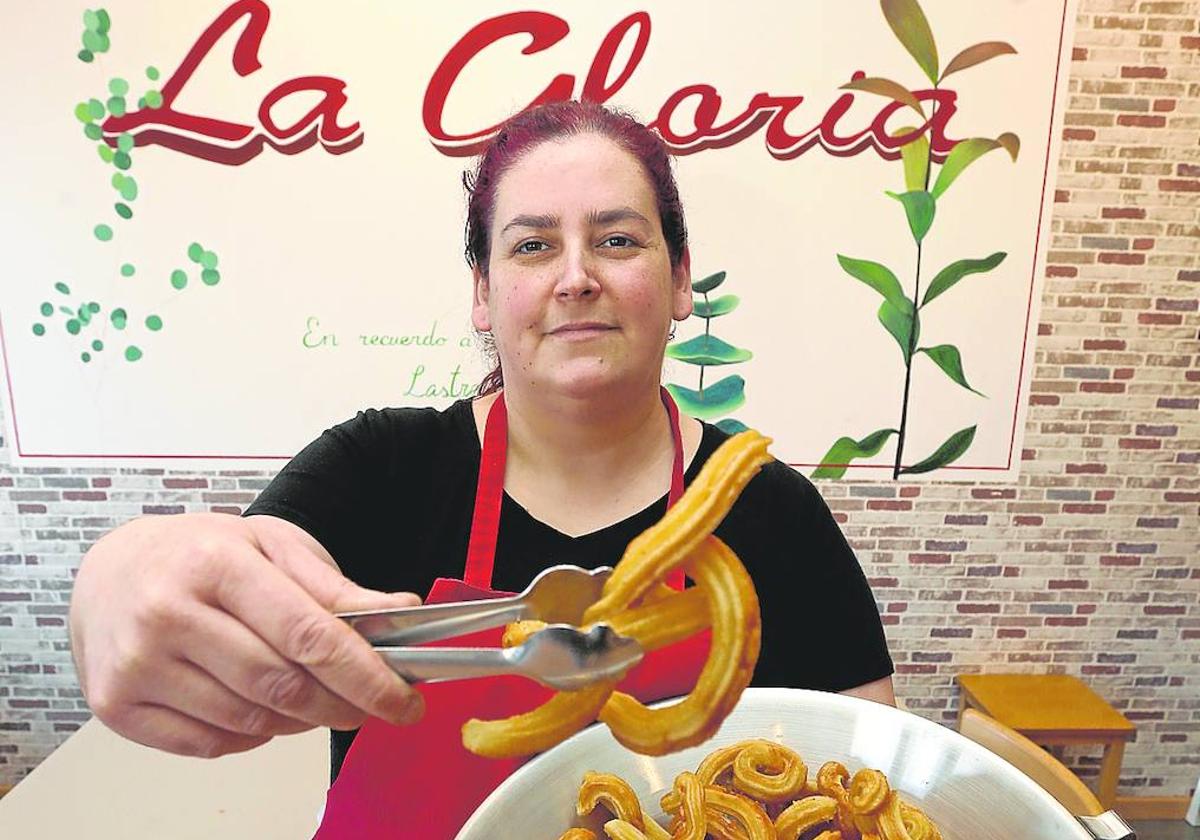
548, 322, 618, 339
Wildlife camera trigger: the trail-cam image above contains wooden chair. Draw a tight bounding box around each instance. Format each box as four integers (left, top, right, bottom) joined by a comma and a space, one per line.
960, 708, 1103, 817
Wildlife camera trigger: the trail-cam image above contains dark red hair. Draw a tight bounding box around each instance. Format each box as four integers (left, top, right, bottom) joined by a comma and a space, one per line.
464, 100, 688, 395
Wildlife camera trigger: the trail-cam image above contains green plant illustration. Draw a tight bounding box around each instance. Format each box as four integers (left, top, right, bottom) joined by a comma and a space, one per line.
814, 0, 1019, 480
31, 9, 223, 364
666, 270, 752, 434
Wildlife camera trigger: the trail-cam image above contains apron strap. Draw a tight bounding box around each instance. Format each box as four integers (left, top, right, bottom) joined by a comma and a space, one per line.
661, 387, 686, 591
464, 388, 689, 590
463, 395, 508, 587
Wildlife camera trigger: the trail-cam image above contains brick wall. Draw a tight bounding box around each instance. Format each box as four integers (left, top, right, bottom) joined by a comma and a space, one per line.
1, 0, 1197, 801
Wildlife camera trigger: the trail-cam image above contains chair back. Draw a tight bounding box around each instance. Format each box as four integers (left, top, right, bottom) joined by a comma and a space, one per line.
959, 708, 1104, 817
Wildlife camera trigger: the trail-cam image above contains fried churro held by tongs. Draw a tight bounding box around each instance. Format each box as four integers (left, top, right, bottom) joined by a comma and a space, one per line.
463, 430, 774, 759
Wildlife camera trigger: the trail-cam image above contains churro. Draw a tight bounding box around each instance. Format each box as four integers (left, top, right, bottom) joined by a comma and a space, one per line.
557, 740, 941, 840
464, 431, 772, 759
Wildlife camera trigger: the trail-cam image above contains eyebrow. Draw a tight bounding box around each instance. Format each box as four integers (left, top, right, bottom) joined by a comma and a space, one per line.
499, 207, 652, 235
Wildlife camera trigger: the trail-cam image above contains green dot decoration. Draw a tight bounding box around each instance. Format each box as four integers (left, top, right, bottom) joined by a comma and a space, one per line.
125, 346, 142, 362
94, 224, 113, 241
145, 315, 163, 331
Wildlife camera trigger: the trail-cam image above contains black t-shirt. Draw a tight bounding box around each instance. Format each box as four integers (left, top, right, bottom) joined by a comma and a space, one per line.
244, 399, 893, 779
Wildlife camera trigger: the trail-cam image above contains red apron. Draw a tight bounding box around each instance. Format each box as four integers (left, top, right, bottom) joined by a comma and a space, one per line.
313, 389, 711, 839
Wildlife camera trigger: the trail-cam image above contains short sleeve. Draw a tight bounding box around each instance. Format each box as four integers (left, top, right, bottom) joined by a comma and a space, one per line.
242, 408, 432, 585
719, 460, 894, 693
788, 469, 894, 690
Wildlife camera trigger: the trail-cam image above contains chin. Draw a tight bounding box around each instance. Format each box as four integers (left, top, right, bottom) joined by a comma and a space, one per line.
544, 360, 633, 397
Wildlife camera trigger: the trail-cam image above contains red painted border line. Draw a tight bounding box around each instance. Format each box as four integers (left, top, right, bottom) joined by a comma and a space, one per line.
1006, 0, 1071, 470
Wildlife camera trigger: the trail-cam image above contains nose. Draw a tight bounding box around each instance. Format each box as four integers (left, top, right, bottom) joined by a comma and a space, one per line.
554, 245, 601, 300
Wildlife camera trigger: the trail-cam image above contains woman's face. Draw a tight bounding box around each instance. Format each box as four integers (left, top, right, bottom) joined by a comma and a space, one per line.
472, 133, 692, 400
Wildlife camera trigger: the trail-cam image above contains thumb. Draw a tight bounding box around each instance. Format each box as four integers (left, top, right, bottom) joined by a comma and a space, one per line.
257, 528, 424, 612
331, 585, 423, 614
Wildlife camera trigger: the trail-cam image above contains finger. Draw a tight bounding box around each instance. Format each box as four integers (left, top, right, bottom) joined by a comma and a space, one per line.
208, 544, 424, 726
144, 655, 313, 739
273, 546, 423, 612
250, 519, 423, 611
111, 702, 271, 759
180, 604, 377, 731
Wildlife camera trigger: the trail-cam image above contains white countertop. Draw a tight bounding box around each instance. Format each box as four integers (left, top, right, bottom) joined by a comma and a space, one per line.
0, 719, 328, 838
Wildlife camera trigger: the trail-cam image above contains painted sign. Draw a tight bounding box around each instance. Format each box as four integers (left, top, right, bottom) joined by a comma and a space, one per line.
0, 0, 1076, 478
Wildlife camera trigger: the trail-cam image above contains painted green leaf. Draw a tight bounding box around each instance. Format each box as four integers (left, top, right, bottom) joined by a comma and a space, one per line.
879, 298, 920, 365
931, 136, 1020, 199
715, 418, 749, 435
82, 29, 105, 52
900, 425, 977, 474
666, 376, 746, 420
886, 190, 936, 244
812, 428, 899, 479
666, 335, 752, 366
96, 9, 111, 34
839, 77, 924, 118
922, 252, 1006, 307
692, 271, 726, 294
939, 41, 1017, 82
882, 0, 940, 84
918, 345, 985, 396
693, 294, 740, 318
892, 125, 930, 192
836, 255, 907, 309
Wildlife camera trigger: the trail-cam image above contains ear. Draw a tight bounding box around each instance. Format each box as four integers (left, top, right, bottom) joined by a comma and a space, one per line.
470, 265, 491, 332
671, 247, 693, 321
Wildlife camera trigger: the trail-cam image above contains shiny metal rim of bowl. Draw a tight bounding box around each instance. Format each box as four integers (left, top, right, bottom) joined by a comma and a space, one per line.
457, 687, 1096, 840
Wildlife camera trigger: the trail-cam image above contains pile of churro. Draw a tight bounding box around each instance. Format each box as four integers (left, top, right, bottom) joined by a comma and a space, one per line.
557, 739, 943, 840
461, 431, 773, 759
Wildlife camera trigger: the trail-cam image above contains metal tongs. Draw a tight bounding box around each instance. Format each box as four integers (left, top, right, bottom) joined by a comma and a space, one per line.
336, 565, 644, 691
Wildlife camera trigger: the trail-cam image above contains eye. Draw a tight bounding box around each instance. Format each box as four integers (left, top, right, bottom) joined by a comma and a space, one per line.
515, 240, 547, 255
601, 235, 636, 248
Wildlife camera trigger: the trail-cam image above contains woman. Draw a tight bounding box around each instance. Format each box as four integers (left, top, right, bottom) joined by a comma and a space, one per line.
69, 101, 893, 835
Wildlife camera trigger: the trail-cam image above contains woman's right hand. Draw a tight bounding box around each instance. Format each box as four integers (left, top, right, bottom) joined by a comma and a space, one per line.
69, 512, 425, 758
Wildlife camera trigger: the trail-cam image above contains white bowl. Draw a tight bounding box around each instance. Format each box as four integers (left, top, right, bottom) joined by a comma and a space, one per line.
457, 688, 1091, 839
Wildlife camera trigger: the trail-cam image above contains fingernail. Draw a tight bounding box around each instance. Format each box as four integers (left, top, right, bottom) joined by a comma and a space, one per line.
394, 690, 425, 725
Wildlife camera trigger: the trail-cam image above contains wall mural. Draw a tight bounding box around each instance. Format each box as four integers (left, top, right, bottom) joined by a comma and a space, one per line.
812, 0, 1020, 479
0, 1, 1076, 478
